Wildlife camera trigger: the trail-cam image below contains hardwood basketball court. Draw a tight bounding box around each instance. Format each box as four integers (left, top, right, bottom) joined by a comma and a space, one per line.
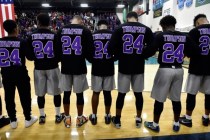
0, 61, 210, 140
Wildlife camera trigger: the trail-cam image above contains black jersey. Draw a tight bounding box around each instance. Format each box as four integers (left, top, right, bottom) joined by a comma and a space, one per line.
188, 24, 210, 75
144, 31, 199, 67
0, 37, 31, 78
27, 28, 59, 70
57, 24, 94, 75
108, 22, 154, 74
92, 29, 114, 76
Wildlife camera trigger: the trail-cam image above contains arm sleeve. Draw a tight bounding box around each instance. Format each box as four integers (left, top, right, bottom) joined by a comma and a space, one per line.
56, 30, 63, 62
108, 28, 121, 61
24, 37, 35, 61
142, 31, 159, 59
53, 34, 61, 62
184, 35, 200, 57
83, 29, 94, 63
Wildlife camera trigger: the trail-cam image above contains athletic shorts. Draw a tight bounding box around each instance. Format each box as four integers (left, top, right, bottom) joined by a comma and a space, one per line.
59, 74, 89, 93
151, 68, 184, 102
91, 75, 115, 92
34, 68, 62, 96
185, 74, 210, 95
118, 72, 144, 93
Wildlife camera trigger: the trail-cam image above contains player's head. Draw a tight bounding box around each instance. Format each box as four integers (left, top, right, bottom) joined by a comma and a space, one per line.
193, 14, 209, 27
126, 11, 138, 22
37, 13, 50, 27
71, 15, 84, 25
3, 20, 18, 36
160, 15, 177, 31
97, 20, 108, 30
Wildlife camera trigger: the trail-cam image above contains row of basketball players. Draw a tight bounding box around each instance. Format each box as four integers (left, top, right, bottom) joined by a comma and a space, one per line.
0, 11, 209, 132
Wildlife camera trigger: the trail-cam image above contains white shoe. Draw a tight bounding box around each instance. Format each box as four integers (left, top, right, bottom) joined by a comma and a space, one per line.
25, 116, 38, 128
10, 121, 18, 129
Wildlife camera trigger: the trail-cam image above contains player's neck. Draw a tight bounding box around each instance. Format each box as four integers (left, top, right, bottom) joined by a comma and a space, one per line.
7, 33, 17, 37
164, 27, 175, 32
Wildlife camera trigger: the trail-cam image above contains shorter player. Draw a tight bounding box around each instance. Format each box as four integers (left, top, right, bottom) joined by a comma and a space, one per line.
143, 15, 199, 132
0, 20, 37, 129
0, 73, 10, 128
89, 20, 115, 125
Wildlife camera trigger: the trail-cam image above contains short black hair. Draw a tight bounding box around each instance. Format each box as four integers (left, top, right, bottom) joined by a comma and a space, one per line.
37, 13, 50, 26
97, 20, 108, 26
3, 20, 17, 34
193, 14, 207, 26
160, 15, 177, 27
126, 11, 138, 20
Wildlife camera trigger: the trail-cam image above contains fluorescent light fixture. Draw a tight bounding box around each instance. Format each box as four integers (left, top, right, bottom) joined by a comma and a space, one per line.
42, 3, 51, 7
80, 3, 88, 7
117, 4, 125, 8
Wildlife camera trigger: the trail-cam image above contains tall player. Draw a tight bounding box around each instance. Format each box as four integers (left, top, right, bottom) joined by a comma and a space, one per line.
89, 20, 115, 125
57, 15, 93, 128
0, 20, 37, 129
179, 14, 210, 127
27, 13, 64, 125
108, 12, 154, 128
143, 15, 199, 132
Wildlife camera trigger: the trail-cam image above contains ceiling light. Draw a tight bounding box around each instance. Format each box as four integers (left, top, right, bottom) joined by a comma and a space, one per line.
80, 3, 88, 7
117, 4, 125, 8
42, 3, 51, 7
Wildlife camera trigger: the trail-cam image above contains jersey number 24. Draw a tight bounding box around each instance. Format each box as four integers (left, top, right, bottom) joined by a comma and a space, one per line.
162, 43, 184, 63
0, 49, 21, 67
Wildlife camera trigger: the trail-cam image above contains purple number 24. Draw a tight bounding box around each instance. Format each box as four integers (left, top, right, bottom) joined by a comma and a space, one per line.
94, 41, 111, 59
123, 34, 144, 54
0, 48, 21, 67
61, 36, 82, 55
32, 41, 54, 59
162, 43, 184, 63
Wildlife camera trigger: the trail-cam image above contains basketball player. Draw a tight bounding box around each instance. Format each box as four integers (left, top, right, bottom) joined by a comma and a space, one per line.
27, 13, 64, 125
57, 15, 93, 128
89, 20, 115, 125
108, 12, 154, 128
143, 15, 199, 132
0, 73, 10, 128
179, 14, 210, 127
0, 20, 37, 129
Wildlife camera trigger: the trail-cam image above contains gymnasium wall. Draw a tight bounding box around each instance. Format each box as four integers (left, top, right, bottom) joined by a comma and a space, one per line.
136, 0, 210, 32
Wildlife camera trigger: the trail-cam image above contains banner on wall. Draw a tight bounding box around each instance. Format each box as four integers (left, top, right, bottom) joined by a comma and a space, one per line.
186, 0, 193, 7
177, 0, 185, 9
163, 8, 171, 16
153, 8, 162, 18
196, 0, 210, 7
153, 0, 164, 11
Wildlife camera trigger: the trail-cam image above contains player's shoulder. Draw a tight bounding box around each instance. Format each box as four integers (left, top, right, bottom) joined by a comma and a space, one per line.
0, 36, 21, 41
190, 24, 210, 33
32, 28, 55, 34
93, 29, 112, 34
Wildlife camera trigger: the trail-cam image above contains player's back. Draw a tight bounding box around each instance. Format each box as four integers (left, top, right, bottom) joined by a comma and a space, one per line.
57, 24, 93, 75
188, 24, 210, 75
92, 29, 114, 76
0, 37, 27, 77
155, 31, 198, 67
109, 22, 153, 74
28, 28, 58, 70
